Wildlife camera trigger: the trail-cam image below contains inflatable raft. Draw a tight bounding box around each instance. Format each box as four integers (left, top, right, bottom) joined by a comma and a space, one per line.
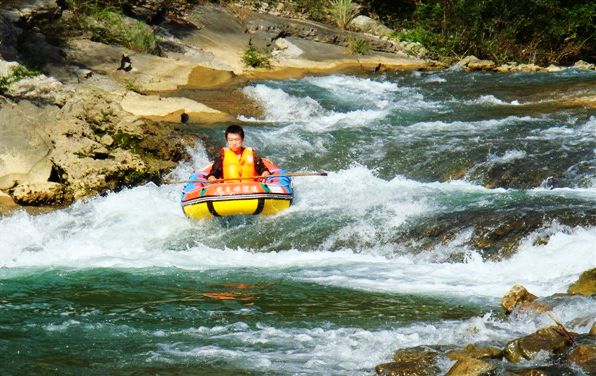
181, 159, 293, 219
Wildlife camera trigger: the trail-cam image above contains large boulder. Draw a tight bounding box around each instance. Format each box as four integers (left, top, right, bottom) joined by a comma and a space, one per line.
45, 87, 189, 201
567, 268, 596, 295
503, 326, 573, 363
348, 15, 392, 37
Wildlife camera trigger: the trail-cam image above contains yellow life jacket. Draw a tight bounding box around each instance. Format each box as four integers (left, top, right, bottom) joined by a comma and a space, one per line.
222, 147, 258, 181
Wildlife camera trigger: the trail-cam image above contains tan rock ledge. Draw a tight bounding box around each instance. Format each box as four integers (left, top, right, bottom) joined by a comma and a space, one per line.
120, 92, 234, 124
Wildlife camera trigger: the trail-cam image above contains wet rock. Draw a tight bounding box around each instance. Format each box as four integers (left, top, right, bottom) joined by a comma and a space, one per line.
457, 56, 496, 71
505, 367, 577, 375
477, 160, 552, 190
503, 326, 573, 363
394, 207, 596, 261
447, 344, 503, 360
445, 357, 492, 376
591, 322, 596, 336
9, 181, 68, 205
574, 60, 595, 70
348, 15, 392, 37
567, 268, 596, 295
375, 346, 440, 376
565, 344, 596, 374
501, 285, 538, 314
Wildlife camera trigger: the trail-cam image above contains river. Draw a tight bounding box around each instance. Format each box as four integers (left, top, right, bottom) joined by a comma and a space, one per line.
1, 69, 595, 375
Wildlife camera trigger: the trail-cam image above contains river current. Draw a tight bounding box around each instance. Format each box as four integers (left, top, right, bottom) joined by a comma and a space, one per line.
1, 69, 595, 374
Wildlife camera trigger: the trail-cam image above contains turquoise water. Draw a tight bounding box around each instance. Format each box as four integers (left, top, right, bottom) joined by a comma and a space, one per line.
1, 70, 595, 375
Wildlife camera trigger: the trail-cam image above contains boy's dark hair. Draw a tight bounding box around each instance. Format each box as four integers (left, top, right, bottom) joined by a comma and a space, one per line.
225, 125, 244, 140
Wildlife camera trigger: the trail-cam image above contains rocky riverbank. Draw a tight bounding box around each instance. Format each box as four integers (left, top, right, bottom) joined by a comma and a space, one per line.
376, 269, 596, 375
0, 0, 444, 212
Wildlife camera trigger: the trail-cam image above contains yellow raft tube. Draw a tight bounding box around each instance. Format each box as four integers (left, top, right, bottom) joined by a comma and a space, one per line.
181, 161, 293, 220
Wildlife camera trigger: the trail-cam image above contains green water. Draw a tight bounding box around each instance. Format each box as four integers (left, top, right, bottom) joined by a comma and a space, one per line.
1, 69, 595, 375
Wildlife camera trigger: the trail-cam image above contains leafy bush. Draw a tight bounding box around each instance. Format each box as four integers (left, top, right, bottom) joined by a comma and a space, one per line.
242, 45, 271, 68
376, 0, 596, 65
329, 0, 359, 29
347, 37, 371, 55
0, 66, 40, 93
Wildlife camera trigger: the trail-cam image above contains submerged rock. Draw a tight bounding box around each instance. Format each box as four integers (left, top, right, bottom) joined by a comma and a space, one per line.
567, 268, 596, 295
395, 207, 596, 261
376, 346, 440, 376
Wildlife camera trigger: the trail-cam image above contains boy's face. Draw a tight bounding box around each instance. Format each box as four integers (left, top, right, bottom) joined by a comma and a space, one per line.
226, 133, 244, 153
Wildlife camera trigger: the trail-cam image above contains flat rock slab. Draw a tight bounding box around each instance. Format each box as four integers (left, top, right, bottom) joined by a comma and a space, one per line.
121, 92, 233, 123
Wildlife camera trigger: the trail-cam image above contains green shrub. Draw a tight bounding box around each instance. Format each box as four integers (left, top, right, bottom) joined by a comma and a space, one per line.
367, 0, 595, 64
63, 0, 158, 54
329, 0, 359, 29
242, 45, 271, 68
347, 37, 371, 55
90, 8, 157, 53
0, 66, 40, 93
293, 0, 328, 21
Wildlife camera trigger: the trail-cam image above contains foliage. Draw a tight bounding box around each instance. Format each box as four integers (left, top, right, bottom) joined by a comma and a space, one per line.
370, 0, 596, 65
293, 0, 328, 21
123, 79, 143, 94
63, 0, 158, 54
0, 66, 40, 93
347, 37, 371, 55
242, 45, 271, 68
329, 0, 359, 29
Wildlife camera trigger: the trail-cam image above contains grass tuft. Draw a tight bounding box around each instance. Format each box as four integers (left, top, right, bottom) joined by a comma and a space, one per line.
329, 0, 359, 29
242, 45, 271, 68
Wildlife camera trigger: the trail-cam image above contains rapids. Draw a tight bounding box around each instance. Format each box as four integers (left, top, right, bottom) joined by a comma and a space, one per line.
1, 69, 595, 375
